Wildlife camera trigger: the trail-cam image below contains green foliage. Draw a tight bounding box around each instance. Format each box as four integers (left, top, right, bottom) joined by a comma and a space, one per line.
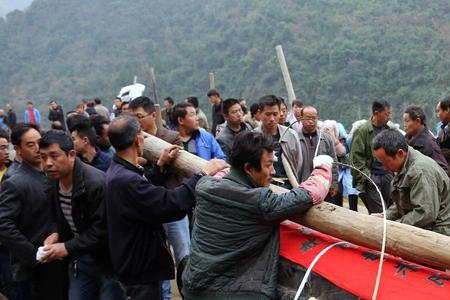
1, 0, 450, 128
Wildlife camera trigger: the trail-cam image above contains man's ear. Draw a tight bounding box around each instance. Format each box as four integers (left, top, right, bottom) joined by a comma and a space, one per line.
68, 149, 77, 158
243, 162, 253, 175
82, 136, 89, 146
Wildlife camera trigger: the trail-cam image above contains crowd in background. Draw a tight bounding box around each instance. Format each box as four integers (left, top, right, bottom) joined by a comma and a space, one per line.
0, 89, 450, 300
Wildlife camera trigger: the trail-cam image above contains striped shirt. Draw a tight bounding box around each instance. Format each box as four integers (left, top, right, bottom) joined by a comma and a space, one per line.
58, 185, 78, 236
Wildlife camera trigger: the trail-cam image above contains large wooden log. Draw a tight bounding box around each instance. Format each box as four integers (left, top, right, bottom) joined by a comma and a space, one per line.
142, 133, 450, 269
275, 45, 296, 107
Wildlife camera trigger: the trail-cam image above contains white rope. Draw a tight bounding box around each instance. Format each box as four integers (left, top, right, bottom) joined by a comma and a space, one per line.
314, 128, 322, 158
333, 162, 387, 300
293, 241, 347, 300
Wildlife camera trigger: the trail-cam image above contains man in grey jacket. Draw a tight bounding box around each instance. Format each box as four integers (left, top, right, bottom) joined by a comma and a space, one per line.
253, 95, 302, 189
182, 131, 333, 299
298, 106, 339, 197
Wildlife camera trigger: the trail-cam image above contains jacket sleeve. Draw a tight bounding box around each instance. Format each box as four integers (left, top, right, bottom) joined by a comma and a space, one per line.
257, 187, 313, 222
396, 172, 440, 228
350, 128, 369, 191
325, 135, 339, 190
210, 135, 227, 160
64, 183, 108, 259
125, 173, 201, 224
0, 180, 37, 266
36, 110, 41, 124
24, 111, 29, 123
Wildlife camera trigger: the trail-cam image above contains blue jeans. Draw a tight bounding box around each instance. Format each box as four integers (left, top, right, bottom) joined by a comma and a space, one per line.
69, 255, 126, 300
162, 216, 191, 300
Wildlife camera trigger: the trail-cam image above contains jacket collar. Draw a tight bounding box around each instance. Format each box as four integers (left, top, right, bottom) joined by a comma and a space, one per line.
71, 158, 87, 198
224, 167, 259, 189
255, 124, 291, 143
395, 146, 414, 180
112, 154, 144, 175
406, 127, 428, 147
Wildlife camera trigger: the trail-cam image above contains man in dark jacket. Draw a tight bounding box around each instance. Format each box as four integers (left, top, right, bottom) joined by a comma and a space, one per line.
207, 89, 225, 137
38, 130, 126, 300
182, 131, 333, 300
48, 100, 66, 130
105, 115, 227, 300
5, 104, 16, 130
216, 98, 252, 158
403, 105, 449, 177
0, 123, 67, 299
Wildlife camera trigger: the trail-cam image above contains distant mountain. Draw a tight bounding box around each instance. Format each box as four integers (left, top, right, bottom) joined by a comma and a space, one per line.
0, 0, 33, 17
1, 0, 450, 126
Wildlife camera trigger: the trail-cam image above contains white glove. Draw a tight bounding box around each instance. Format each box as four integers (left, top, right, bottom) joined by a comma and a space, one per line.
36, 246, 47, 262
313, 155, 334, 168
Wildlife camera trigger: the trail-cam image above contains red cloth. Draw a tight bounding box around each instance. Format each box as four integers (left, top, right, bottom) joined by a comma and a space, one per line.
280, 221, 450, 300
28, 108, 36, 124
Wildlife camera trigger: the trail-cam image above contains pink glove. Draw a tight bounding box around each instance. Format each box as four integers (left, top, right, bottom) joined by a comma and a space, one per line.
299, 165, 332, 204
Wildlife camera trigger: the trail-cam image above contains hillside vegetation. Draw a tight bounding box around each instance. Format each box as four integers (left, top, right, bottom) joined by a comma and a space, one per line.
1, 0, 450, 126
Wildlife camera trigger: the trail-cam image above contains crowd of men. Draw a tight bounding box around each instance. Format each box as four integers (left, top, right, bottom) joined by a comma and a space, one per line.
0, 89, 449, 300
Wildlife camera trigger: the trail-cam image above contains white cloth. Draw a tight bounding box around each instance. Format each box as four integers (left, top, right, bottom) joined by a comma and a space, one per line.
313, 155, 333, 168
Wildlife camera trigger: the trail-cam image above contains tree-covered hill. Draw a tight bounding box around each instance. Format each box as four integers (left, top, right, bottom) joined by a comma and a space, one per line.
0, 0, 33, 17
1, 0, 450, 127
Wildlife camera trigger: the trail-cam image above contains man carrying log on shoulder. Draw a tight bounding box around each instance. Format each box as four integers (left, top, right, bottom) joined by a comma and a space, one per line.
372, 129, 450, 236
182, 131, 333, 300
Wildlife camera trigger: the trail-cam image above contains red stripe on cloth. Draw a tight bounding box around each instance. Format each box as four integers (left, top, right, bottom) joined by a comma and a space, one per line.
280, 221, 450, 300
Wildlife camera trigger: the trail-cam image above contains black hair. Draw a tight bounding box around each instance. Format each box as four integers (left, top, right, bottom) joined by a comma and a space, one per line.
372, 129, 408, 157
257, 95, 281, 111
292, 99, 304, 108
27, 101, 33, 106
222, 98, 240, 115
90, 114, 110, 137
164, 97, 174, 105
0, 128, 10, 142
108, 115, 141, 150
11, 123, 39, 146
186, 96, 199, 109
250, 103, 260, 117
39, 130, 74, 154
129, 96, 156, 114
94, 98, 102, 105
438, 95, 450, 111
66, 113, 90, 133
172, 103, 195, 126
372, 100, 391, 114
404, 105, 426, 125
230, 131, 275, 172
241, 104, 248, 115
207, 89, 220, 97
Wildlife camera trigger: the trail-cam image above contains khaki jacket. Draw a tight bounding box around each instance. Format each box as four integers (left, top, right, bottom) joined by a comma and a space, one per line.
386, 147, 450, 236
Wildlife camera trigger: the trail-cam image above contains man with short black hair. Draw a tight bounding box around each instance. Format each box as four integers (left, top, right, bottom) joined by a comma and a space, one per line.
350, 100, 394, 213
90, 114, 114, 157
287, 99, 304, 132
372, 129, 450, 235
182, 131, 333, 299
186, 96, 209, 131
162, 97, 175, 127
254, 95, 302, 189
39, 130, 126, 300
403, 105, 448, 176
207, 89, 225, 136
68, 115, 111, 172
216, 98, 252, 158
173, 102, 226, 160
105, 115, 227, 299
0, 123, 67, 299
48, 100, 66, 130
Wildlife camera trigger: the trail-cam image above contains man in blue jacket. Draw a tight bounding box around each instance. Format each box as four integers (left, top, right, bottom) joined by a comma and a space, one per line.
105, 115, 227, 300
172, 102, 226, 160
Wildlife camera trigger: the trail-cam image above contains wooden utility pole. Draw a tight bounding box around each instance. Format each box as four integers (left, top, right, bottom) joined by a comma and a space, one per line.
149, 67, 162, 128
276, 45, 296, 107
142, 132, 450, 270
209, 72, 215, 90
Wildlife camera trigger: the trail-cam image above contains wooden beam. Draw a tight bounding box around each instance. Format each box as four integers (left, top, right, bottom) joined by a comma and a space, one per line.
142, 133, 450, 269
149, 67, 159, 105
276, 45, 296, 107
209, 72, 215, 90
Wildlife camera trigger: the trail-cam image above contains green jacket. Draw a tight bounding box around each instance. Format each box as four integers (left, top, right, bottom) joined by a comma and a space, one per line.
386, 147, 450, 236
350, 118, 390, 191
182, 168, 313, 300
